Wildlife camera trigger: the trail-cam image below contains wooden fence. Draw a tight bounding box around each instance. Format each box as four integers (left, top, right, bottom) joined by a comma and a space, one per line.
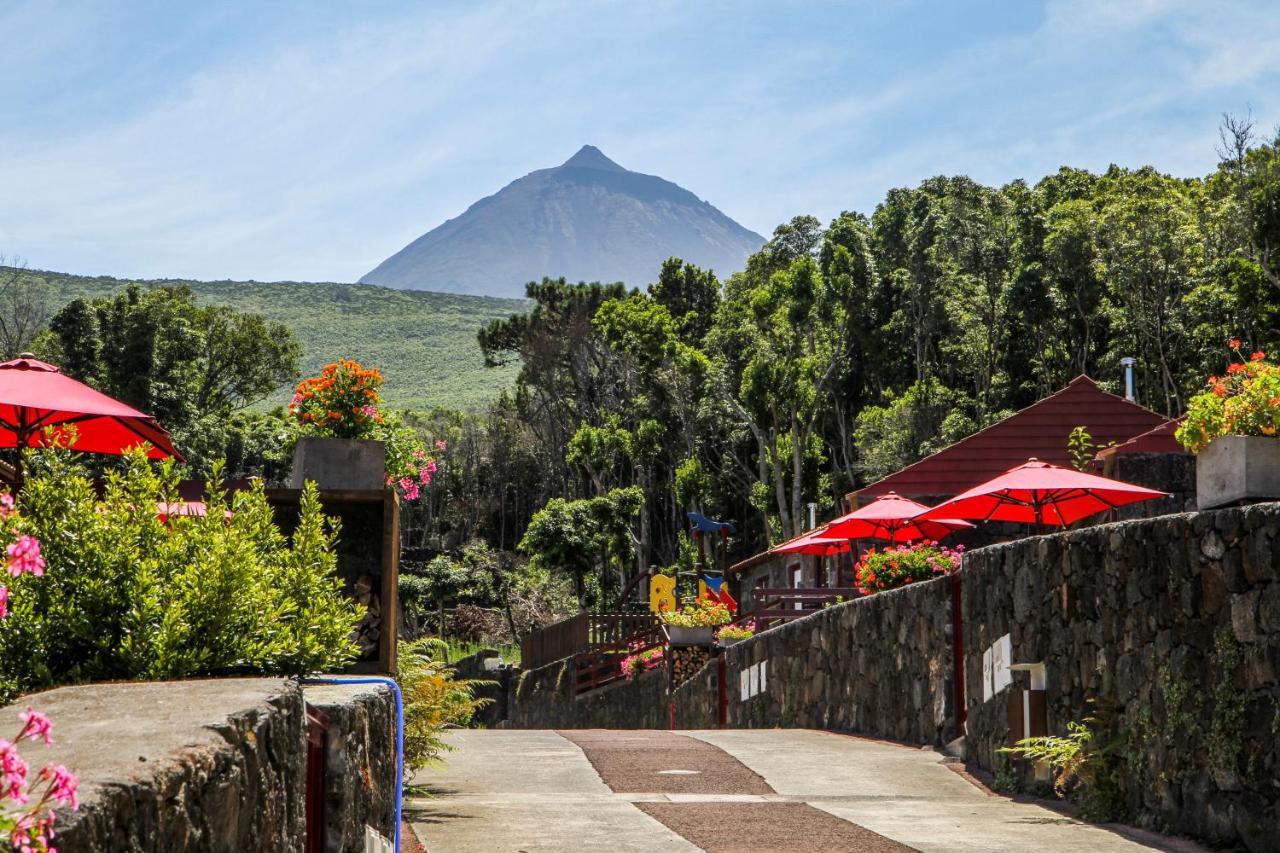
750, 587, 862, 627
521, 611, 660, 672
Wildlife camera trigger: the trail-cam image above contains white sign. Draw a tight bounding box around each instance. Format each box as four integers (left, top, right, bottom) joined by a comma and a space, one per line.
758, 660, 767, 694
748, 664, 759, 697
993, 634, 1013, 694
982, 646, 994, 702
740, 669, 750, 702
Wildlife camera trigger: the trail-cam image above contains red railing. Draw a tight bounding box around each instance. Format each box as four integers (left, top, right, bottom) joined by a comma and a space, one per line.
750, 587, 862, 628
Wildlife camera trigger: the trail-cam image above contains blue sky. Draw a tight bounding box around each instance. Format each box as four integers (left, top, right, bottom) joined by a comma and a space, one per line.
2, 0, 1278, 283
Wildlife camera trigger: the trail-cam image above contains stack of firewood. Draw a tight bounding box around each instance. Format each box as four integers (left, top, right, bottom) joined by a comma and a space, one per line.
670, 646, 713, 686
353, 573, 381, 659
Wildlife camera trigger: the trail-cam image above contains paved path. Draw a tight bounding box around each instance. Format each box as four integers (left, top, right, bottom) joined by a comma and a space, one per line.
406, 729, 1189, 852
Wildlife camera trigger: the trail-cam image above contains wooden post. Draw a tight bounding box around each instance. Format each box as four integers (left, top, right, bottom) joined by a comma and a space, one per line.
951, 570, 966, 739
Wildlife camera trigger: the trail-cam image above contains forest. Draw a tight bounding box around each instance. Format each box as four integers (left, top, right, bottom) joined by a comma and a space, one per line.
409, 118, 1280, 609
5, 119, 1279, 621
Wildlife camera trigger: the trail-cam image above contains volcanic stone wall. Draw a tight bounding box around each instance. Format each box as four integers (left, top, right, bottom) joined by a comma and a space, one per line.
0, 678, 398, 853
961, 504, 1280, 850
502, 657, 669, 729
670, 579, 956, 744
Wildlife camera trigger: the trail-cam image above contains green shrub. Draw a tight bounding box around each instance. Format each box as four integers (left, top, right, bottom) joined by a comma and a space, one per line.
0, 450, 358, 700
396, 638, 490, 772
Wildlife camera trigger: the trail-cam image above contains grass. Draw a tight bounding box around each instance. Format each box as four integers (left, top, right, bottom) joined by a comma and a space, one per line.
18, 267, 530, 412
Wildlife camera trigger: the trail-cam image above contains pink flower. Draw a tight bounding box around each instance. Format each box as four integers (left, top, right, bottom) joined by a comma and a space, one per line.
0, 584, 7, 619
397, 478, 420, 502
0, 492, 13, 518
434, 439, 447, 451
7, 536, 45, 578
0, 738, 30, 803
361, 405, 379, 418
411, 449, 426, 462
40, 764, 78, 810
18, 709, 52, 746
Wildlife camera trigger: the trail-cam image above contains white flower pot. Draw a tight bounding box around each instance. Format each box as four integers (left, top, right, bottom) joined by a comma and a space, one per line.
1196, 435, 1280, 509
665, 625, 715, 646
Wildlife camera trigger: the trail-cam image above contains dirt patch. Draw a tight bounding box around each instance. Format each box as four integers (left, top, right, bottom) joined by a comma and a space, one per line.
560, 729, 916, 851
558, 729, 773, 795
636, 802, 915, 852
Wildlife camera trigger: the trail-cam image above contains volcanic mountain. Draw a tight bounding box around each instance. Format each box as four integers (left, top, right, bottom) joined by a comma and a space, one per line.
360, 146, 764, 297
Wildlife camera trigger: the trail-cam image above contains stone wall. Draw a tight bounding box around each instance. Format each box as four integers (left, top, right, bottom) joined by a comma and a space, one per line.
503, 658, 669, 729
302, 682, 399, 852
961, 504, 1280, 850
0, 677, 399, 852
453, 650, 519, 728
674, 578, 956, 744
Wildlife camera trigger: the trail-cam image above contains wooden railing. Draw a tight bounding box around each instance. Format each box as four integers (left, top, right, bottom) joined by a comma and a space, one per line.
750, 587, 862, 628
520, 612, 589, 671
521, 611, 661, 672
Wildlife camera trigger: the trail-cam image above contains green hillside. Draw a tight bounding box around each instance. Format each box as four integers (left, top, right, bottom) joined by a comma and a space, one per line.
21, 268, 529, 411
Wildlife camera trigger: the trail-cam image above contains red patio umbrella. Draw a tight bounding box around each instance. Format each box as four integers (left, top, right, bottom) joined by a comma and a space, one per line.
915, 458, 1168, 528
771, 527, 850, 557
0, 355, 181, 485
823, 491, 974, 543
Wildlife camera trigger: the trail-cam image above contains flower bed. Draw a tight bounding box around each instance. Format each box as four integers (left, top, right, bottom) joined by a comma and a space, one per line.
855, 542, 962, 594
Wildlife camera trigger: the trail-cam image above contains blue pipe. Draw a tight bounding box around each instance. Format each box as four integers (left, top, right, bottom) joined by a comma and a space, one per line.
301, 675, 405, 852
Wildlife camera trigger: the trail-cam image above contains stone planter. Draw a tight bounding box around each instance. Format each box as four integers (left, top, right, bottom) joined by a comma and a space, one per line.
665, 625, 715, 646
718, 635, 749, 648
288, 436, 386, 491
1196, 434, 1280, 509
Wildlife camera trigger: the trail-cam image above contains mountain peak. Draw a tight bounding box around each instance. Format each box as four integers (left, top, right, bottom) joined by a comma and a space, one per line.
361, 148, 764, 297
561, 145, 625, 172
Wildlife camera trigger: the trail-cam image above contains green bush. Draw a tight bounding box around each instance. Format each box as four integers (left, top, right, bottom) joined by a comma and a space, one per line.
0, 450, 358, 701
396, 638, 490, 772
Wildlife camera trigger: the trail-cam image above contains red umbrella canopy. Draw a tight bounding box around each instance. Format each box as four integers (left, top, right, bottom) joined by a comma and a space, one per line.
915, 458, 1168, 528
771, 528, 851, 557
823, 491, 974, 542
0, 356, 181, 461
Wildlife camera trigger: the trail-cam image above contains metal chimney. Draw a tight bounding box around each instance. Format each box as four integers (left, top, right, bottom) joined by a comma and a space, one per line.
807, 502, 817, 530
1120, 357, 1136, 401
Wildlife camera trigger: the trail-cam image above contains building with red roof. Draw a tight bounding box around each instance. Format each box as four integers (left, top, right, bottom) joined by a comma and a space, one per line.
848, 375, 1172, 506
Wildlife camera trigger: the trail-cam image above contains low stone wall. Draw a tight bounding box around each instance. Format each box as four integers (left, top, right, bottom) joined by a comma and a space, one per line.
961, 504, 1280, 850
0, 677, 398, 852
302, 682, 398, 852
503, 658, 668, 729
453, 650, 519, 728
672, 579, 956, 744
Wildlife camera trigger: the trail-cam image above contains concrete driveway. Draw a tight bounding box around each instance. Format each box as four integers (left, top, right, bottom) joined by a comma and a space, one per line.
406, 729, 1198, 852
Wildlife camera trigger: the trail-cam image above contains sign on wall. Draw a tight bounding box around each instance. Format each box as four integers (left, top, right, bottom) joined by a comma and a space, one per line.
982, 633, 1013, 702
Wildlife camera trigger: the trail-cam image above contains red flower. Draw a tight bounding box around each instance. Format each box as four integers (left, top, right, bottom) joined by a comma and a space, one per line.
1229, 338, 1242, 349
1251, 351, 1266, 362
1228, 363, 1245, 374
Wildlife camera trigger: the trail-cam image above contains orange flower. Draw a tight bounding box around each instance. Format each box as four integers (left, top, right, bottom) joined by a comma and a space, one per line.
1251, 350, 1266, 362
1229, 338, 1242, 349
1228, 363, 1245, 374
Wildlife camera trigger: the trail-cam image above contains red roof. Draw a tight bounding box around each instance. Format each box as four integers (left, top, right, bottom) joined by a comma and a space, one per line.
1094, 417, 1186, 459
852, 376, 1171, 502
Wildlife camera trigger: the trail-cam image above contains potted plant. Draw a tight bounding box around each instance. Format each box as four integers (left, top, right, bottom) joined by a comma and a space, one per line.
1176, 341, 1280, 509
716, 620, 755, 647
854, 541, 962, 595
660, 594, 732, 646
288, 359, 441, 501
